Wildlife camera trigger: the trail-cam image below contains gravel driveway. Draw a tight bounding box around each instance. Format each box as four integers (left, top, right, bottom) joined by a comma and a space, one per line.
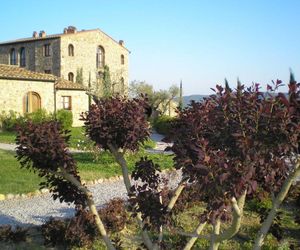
0, 169, 181, 227
0, 131, 178, 227
0, 179, 127, 227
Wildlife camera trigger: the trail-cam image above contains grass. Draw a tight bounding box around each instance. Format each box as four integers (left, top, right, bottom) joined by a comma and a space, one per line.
0, 150, 43, 195
0, 130, 16, 144
0, 127, 87, 148
0, 149, 173, 195
2, 200, 298, 249
0, 127, 157, 150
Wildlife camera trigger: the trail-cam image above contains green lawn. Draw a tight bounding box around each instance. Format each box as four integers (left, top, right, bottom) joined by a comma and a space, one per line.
0, 130, 16, 144
0, 127, 156, 150
0, 149, 173, 195
0, 127, 88, 148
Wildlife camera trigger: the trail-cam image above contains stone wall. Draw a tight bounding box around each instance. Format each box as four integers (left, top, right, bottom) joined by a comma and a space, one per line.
0, 78, 55, 114
59, 30, 129, 94
55, 89, 89, 127
0, 38, 61, 76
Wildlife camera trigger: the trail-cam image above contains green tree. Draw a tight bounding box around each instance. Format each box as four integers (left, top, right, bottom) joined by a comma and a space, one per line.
129, 80, 179, 116
102, 65, 112, 97
75, 67, 83, 84
178, 80, 183, 111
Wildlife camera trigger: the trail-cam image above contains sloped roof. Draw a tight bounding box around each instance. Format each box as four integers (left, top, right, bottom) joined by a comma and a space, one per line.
55, 78, 86, 90
0, 28, 130, 52
0, 64, 85, 90
0, 64, 56, 81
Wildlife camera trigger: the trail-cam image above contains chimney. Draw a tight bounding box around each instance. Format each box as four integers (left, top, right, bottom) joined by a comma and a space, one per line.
39, 30, 46, 38
66, 26, 77, 34
119, 40, 124, 46
32, 31, 38, 38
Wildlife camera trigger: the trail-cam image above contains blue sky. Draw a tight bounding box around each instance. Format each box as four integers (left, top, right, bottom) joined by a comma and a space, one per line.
0, 0, 299, 95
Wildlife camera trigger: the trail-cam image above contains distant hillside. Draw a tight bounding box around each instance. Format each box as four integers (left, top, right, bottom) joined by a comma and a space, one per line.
182, 95, 208, 107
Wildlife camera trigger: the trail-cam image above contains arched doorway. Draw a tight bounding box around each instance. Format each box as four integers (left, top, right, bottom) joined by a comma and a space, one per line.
24, 91, 41, 113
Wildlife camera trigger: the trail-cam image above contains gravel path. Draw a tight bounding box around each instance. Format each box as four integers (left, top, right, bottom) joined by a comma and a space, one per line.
0, 170, 181, 227
0, 180, 127, 227
0, 143, 15, 151
0, 131, 177, 227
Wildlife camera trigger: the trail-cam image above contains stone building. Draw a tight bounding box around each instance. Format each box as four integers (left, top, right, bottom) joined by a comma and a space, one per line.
0, 26, 129, 95
0, 64, 88, 126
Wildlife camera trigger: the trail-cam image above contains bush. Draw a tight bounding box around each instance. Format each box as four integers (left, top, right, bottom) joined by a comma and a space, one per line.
153, 115, 176, 135
41, 218, 66, 247
99, 198, 127, 232
0, 111, 26, 131
56, 109, 73, 130
25, 109, 52, 124
0, 109, 53, 131
41, 199, 127, 248
0, 225, 28, 243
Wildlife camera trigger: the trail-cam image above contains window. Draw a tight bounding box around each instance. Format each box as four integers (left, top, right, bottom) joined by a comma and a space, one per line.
68, 72, 74, 82
44, 44, 50, 56
44, 70, 51, 74
24, 92, 41, 113
20, 47, 26, 67
62, 96, 72, 110
96, 46, 105, 68
10, 48, 16, 65
121, 54, 125, 65
120, 77, 125, 93
68, 44, 74, 56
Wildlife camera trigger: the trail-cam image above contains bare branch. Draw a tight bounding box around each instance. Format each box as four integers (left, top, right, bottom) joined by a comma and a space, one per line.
253, 160, 300, 250
183, 221, 207, 250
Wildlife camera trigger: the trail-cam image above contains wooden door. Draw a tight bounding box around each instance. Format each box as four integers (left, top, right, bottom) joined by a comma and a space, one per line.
24, 92, 41, 113
30, 92, 41, 112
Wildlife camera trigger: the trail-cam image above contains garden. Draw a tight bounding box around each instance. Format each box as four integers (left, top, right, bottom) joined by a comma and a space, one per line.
0, 76, 299, 250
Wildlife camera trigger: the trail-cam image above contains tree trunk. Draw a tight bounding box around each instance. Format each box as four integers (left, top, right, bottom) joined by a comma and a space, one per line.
209, 219, 221, 250
216, 190, 247, 242
59, 168, 116, 250
166, 182, 185, 212
183, 222, 207, 250
253, 162, 300, 250
108, 144, 154, 249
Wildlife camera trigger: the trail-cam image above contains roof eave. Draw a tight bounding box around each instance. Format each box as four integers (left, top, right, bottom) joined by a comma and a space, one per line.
0, 76, 56, 82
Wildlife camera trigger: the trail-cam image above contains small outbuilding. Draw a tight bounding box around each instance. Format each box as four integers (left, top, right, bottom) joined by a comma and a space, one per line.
0, 64, 88, 126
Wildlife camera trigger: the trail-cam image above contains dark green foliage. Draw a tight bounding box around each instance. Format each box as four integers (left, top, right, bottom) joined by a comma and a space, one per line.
0, 111, 25, 131
56, 109, 73, 130
0, 109, 53, 131
26, 108, 52, 124
103, 65, 112, 97
153, 115, 176, 135
0, 225, 28, 243
76, 67, 83, 84
99, 198, 127, 232
82, 95, 150, 151
15, 121, 87, 207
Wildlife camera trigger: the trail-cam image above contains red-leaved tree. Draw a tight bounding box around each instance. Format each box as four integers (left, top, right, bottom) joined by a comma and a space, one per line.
161, 75, 300, 249
15, 121, 116, 249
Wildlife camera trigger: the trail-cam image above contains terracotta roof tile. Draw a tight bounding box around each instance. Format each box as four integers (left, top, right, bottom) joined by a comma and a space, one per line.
0, 64, 56, 81
0, 64, 86, 90
55, 78, 86, 90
